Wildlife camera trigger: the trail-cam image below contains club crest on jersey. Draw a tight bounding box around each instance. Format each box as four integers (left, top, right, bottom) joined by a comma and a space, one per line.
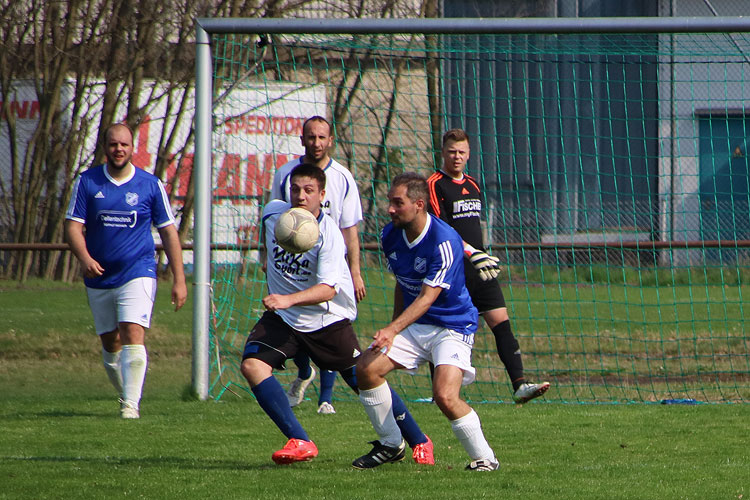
414, 256, 427, 273
125, 192, 139, 206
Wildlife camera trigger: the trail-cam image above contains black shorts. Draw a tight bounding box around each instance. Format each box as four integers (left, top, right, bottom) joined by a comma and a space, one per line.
241, 311, 361, 372
463, 258, 506, 313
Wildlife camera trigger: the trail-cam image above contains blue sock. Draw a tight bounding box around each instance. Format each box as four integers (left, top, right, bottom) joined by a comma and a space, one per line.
293, 352, 312, 380
339, 367, 358, 391
251, 377, 309, 441
318, 370, 337, 405
390, 388, 427, 447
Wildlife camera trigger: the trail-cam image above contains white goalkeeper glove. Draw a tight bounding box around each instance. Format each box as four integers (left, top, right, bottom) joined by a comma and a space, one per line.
465, 244, 500, 281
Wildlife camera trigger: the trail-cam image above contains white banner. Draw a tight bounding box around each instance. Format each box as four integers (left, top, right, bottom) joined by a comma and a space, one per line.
0, 80, 327, 266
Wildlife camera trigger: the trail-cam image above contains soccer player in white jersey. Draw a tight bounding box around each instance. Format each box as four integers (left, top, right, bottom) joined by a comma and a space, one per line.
354, 172, 499, 471
272, 116, 364, 415
242, 163, 432, 465
65, 123, 187, 419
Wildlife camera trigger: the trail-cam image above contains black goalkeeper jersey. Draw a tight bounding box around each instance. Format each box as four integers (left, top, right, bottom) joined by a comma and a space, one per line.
427, 170, 485, 251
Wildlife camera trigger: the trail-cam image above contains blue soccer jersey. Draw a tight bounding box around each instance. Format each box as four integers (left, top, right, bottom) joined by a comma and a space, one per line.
381, 214, 478, 334
66, 164, 176, 289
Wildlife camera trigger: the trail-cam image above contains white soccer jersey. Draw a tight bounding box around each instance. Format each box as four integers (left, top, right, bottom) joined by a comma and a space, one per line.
270, 157, 363, 229
262, 199, 357, 332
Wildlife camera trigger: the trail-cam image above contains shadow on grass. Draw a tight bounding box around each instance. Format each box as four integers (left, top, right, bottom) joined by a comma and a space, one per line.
0, 454, 278, 471
0, 409, 111, 419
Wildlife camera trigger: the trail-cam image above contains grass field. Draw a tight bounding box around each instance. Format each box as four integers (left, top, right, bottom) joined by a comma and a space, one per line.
210, 264, 750, 404
1, 279, 748, 499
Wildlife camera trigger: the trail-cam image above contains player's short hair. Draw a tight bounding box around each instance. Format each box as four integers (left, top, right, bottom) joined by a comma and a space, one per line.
302, 116, 333, 138
103, 123, 134, 144
290, 162, 327, 191
442, 128, 469, 147
391, 172, 428, 203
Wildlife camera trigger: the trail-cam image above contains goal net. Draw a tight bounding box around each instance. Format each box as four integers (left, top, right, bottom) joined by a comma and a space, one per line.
199, 19, 750, 403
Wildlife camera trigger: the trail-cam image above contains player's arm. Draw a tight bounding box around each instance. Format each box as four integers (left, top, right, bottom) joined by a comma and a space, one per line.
263, 283, 335, 311
371, 283, 442, 353
391, 284, 404, 320
157, 224, 188, 311
64, 219, 104, 278
341, 224, 366, 301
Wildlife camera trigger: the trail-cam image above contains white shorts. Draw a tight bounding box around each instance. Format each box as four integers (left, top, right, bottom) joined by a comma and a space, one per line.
385, 323, 476, 386
86, 277, 157, 335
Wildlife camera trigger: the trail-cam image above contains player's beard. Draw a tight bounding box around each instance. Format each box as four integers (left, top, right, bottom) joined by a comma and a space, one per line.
107, 153, 132, 170
390, 216, 409, 229
304, 146, 328, 165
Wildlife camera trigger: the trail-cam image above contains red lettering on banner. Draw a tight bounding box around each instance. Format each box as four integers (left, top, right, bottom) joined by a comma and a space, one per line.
165, 153, 193, 203
245, 154, 260, 197
12, 101, 29, 119
236, 224, 260, 246
165, 153, 291, 204
216, 154, 241, 198
132, 116, 153, 168
0, 100, 41, 120
245, 153, 287, 198
223, 115, 305, 136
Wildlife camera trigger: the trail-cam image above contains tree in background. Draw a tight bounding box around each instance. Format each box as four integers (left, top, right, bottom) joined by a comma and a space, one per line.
0, 0, 430, 281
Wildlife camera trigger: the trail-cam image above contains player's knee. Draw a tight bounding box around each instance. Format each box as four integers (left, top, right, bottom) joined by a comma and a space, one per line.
484, 308, 509, 326
99, 329, 121, 351
240, 357, 271, 386
355, 351, 382, 389
432, 386, 461, 413
118, 322, 145, 344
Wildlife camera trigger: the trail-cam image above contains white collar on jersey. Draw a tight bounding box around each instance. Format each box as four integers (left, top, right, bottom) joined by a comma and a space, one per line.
402, 212, 432, 249
104, 162, 136, 186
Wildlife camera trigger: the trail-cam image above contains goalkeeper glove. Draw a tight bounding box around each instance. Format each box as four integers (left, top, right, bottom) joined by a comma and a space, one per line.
466, 247, 501, 281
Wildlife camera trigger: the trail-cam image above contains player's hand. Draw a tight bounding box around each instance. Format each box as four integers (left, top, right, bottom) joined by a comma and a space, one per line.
468, 250, 501, 281
370, 325, 398, 354
82, 258, 105, 279
352, 273, 366, 302
263, 294, 292, 311
171, 280, 188, 311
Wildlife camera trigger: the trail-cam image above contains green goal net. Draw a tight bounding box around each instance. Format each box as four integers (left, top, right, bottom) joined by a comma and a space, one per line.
204, 25, 750, 404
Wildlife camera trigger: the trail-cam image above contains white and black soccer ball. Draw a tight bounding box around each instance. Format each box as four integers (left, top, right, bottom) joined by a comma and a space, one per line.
274, 207, 320, 254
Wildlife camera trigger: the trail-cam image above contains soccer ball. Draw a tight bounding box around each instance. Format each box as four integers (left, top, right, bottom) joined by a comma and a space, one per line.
274, 207, 320, 254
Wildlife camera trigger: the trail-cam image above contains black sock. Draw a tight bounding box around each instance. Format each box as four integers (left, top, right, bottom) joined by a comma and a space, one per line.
491, 320, 525, 391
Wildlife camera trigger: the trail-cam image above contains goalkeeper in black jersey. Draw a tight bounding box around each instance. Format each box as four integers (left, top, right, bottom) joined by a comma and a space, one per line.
427, 128, 549, 403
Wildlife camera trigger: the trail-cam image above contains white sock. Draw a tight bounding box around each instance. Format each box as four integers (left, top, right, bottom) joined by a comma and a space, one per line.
451, 409, 496, 462
359, 382, 402, 447
101, 348, 123, 397
121, 344, 148, 409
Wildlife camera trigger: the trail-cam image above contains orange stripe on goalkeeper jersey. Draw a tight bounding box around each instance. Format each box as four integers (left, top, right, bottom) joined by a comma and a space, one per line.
426, 172, 442, 217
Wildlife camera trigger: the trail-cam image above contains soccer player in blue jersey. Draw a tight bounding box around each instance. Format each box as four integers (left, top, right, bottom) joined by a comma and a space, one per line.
354, 172, 499, 471
241, 163, 433, 465
65, 123, 187, 419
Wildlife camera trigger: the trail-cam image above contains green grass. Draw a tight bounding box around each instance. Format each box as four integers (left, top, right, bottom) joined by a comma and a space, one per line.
1, 279, 749, 498
208, 264, 750, 404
